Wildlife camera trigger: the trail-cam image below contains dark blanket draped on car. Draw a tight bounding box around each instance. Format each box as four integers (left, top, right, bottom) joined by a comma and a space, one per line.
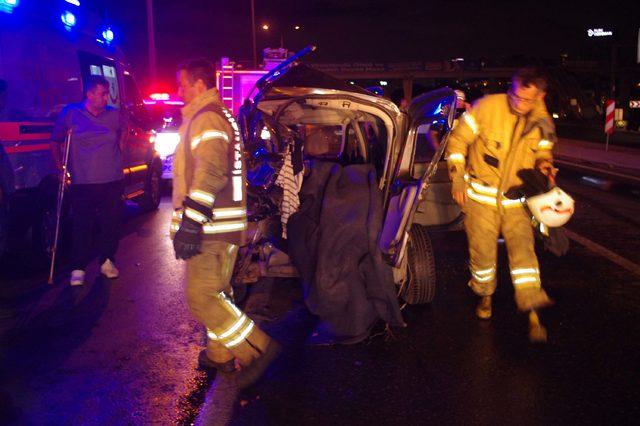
287, 161, 405, 344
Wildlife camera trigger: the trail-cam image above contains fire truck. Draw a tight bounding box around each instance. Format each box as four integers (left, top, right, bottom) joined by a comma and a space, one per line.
147, 53, 272, 183
0, 1, 162, 257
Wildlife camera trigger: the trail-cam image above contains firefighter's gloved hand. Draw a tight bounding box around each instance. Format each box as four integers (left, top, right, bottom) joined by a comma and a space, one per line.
173, 197, 213, 260
173, 216, 203, 260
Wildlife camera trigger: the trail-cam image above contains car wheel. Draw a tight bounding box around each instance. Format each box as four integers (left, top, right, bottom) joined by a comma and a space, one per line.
399, 224, 436, 304
137, 166, 162, 211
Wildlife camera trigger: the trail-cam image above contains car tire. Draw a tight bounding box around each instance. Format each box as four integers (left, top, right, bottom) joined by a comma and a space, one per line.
137, 165, 162, 211
399, 224, 436, 305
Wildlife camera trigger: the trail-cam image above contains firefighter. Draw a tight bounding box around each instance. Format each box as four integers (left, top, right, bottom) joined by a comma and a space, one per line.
445, 67, 556, 342
171, 59, 279, 386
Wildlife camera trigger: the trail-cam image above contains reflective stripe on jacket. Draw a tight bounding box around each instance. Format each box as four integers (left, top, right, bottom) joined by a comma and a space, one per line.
171, 88, 247, 245
445, 94, 555, 208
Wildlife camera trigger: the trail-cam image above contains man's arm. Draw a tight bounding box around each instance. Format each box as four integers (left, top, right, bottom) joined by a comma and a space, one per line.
49, 108, 70, 172
445, 101, 482, 206
188, 112, 231, 208
532, 117, 556, 178
173, 112, 231, 260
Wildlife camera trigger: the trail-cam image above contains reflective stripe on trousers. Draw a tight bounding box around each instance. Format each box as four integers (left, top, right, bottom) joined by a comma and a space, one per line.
185, 240, 271, 366
463, 197, 542, 306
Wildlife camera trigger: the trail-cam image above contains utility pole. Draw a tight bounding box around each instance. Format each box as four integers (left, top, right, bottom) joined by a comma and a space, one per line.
146, 0, 157, 83
251, 0, 257, 68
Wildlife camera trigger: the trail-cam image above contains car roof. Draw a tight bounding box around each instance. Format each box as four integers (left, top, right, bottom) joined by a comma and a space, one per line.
256, 64, 401, 117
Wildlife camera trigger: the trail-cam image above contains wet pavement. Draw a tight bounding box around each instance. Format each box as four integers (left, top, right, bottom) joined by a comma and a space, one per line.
1, 202, 204, 424
2, 171, 640, 425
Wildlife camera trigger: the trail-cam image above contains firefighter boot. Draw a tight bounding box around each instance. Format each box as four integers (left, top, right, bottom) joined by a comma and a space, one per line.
197, 350, 236, 373
476, 296, 492, 319
235, 337, 281, 389
528, 310, 547, 343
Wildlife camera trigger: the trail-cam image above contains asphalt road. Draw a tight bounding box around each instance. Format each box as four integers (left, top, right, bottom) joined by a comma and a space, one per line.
1, 171, 640, 425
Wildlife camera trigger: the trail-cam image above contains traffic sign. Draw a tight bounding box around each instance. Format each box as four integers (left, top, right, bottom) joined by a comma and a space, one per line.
605, 100, 615, 135
630, 100, 640, 109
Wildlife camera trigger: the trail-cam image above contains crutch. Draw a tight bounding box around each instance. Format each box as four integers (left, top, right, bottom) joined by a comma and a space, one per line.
48, 129, 72, 284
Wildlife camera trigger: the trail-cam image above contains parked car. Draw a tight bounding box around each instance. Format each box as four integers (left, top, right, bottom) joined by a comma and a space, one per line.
0, 5, 162, 257
235, 46, 460, 304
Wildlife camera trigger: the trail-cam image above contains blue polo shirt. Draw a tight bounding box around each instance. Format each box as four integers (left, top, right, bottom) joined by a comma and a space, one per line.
51, 103, 125, 185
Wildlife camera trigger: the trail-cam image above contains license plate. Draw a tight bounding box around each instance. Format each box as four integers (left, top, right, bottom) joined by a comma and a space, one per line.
162, 155, 173, 178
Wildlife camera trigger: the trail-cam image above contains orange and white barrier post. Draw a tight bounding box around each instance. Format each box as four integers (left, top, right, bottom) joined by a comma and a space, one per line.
605, 99, 615, 151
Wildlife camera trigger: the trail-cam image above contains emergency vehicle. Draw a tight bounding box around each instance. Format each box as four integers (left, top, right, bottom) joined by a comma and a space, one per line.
0, 1, 162, 257
144, 93, 183, 180
150, 55, 270, 182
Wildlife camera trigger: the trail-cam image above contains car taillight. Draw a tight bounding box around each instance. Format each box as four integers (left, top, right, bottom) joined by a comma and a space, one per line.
154, 132, 180, 159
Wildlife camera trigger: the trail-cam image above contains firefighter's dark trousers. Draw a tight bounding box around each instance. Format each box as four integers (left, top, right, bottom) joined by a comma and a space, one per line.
69, 179, 124, 270
464, 198, 552, 311
186, 240, 272, 367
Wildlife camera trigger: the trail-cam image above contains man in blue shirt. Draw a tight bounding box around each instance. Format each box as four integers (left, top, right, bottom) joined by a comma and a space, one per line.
50, 75, 125, 286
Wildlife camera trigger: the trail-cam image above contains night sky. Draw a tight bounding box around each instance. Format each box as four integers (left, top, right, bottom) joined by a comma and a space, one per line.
96, 0, 639, 89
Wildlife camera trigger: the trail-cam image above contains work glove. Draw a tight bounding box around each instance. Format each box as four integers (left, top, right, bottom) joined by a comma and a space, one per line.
173, 196, 212, 260
173, 216, 203, 260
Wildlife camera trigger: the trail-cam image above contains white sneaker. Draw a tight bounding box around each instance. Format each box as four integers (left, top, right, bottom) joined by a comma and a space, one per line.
70, 270, 85, 286
100, 259, 119, 279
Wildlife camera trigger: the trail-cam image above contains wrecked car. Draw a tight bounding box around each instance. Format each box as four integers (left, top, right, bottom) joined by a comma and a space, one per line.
233, 46, 460, 317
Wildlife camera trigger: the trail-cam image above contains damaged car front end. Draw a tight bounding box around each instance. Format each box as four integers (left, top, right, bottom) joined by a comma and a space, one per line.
234, 46, 458, 309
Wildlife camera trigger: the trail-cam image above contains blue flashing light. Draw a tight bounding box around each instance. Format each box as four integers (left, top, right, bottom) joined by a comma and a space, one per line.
65, 0, 80, 6
0, 0, 19, 14
102, 28, 114, 44
61, 10, 76, 29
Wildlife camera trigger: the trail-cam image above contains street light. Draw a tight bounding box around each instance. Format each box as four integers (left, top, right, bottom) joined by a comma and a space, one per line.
262, 23, 269, 30
294, 25, 300, 30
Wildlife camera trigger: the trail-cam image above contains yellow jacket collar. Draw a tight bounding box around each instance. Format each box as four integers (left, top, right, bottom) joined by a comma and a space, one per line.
182, 88, 222, 120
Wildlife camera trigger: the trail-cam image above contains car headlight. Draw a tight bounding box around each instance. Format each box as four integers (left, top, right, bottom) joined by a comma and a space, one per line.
154, 132, 180, 159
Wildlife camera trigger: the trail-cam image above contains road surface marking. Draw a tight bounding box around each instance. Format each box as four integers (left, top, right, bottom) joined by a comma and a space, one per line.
554, 158, 640, 185
565, 229, 640, 277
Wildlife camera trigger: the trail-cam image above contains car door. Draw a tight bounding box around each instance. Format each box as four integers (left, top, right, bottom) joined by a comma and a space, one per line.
378, 88, 457, 267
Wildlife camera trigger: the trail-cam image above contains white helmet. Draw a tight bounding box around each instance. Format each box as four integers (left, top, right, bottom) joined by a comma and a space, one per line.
526, 187, 575, 228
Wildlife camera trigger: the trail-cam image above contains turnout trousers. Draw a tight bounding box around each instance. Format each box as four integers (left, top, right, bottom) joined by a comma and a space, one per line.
463, 198, 552, 311
186, 240, 272, 366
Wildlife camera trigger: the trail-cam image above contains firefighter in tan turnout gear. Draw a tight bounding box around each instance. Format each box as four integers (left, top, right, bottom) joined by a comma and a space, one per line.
172, 60, 279, 385
446, 68, 556, 342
